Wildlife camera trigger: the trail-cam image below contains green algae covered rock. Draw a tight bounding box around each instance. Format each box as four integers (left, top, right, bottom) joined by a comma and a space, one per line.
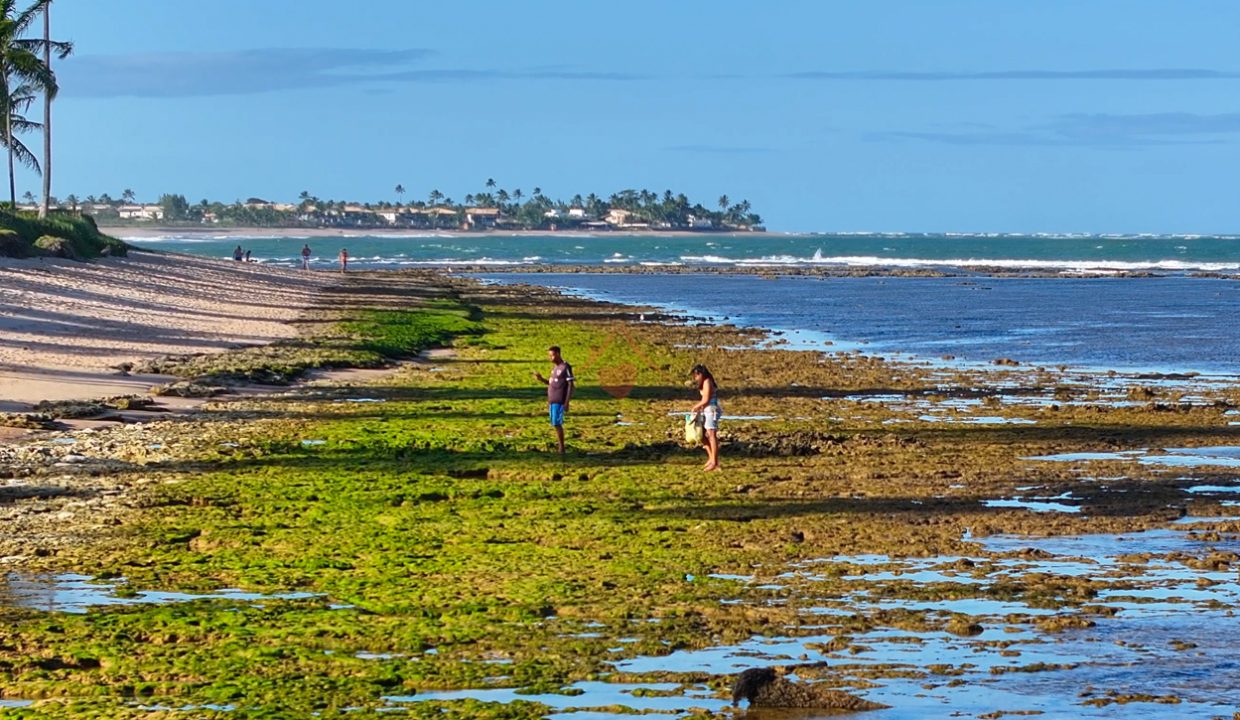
33, 234, 82, 260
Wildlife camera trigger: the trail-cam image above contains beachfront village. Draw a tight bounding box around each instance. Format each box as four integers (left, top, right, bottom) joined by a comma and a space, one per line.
16, 184, 765, 232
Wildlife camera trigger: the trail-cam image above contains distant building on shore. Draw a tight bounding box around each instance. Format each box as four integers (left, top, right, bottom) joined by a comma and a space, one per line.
465, 207, 500, 229
117, 204, 165, 221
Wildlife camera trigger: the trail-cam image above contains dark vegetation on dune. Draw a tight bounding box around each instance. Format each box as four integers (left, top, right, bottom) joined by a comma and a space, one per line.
0, 211, 128, 260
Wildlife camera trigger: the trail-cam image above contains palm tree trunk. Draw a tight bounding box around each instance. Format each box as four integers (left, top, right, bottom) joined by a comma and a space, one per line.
6, 106, 14, 208
0, 56, 10, 209
39, 2, 50, 218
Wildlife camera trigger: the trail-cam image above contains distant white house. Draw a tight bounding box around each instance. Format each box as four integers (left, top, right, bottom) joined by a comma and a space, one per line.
117, 204, 165, 221
605, 208, 632, 226
465, 207, 500, 229
567, 207, 587, 218
687, 214, 714, 229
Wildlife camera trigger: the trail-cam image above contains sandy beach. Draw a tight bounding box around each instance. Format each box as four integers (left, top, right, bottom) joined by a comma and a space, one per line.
0, 250, 333, 409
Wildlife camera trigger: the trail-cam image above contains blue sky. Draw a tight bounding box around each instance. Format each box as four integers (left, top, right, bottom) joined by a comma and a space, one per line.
28, 0, 1240, 233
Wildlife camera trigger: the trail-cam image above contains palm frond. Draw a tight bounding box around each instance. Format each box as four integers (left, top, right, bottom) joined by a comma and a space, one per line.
14, 37, 72, 60
11, 0, 50, 38
0, 130, 39, 173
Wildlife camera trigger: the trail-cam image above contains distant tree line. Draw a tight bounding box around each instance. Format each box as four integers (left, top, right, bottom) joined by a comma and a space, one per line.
73, 180, 765, 231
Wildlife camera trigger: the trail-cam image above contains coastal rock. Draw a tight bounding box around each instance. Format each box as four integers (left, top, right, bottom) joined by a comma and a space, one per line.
33, 235, 82, 260
0, 412, 58, 429
33, 400, 111, 419
151, 381, 225, 398
0, 228, 24, 257
731, 667, 888, 710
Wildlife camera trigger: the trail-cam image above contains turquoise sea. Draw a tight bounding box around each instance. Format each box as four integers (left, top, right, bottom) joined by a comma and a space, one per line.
139, 231, 1240, 374
127, 231, 1240, 273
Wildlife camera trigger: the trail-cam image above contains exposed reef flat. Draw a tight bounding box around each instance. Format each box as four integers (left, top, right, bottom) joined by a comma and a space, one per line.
2, 270, 1239, 718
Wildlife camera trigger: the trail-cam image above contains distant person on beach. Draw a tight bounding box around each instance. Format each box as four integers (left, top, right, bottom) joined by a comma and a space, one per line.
533, 345, 574, 454
301, 244, 312, 270
244, 249, 252, 262
233, 245, 244, 261
338, 248, 349, 273
689, 364, 721, 471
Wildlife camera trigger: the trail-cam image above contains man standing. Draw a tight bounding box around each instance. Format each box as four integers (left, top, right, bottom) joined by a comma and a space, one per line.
533, 345, 574, 454
300, 244, 312, 270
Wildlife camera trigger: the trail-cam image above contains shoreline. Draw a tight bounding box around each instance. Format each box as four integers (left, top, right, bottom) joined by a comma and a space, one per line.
102, 225, 781, 240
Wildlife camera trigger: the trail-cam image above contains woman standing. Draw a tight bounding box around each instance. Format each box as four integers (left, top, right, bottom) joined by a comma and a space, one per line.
689, 364, 721, 471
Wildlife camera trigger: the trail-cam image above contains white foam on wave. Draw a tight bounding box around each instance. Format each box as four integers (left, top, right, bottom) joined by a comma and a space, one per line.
677, 253, 1240, 272
127, 234, 313, 243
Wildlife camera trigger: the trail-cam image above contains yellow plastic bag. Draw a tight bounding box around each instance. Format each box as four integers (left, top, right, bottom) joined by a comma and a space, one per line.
684, 412, 705, 445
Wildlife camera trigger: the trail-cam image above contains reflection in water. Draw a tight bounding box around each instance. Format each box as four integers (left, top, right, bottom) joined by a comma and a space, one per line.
0, 573, 320, 614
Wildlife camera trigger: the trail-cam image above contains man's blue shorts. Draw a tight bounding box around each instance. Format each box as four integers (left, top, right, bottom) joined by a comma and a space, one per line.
549, 403, 566, 427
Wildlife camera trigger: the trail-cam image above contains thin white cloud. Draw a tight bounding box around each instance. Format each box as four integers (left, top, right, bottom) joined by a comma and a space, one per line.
789, 69, 1240, 81
58, 48, 642, 98
870, 113, 1240, 147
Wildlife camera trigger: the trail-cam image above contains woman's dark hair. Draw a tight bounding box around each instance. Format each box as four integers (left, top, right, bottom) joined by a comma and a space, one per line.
690, 364, 715, 386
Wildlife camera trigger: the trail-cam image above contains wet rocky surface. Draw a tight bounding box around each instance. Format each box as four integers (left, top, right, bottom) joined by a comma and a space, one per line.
2, 273, 1239, 719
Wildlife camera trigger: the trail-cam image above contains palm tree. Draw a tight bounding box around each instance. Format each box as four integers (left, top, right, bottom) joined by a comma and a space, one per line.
0, 81, 40, 205
512, 188, 523, 205
121, 188, 135, 204
428, 189, 443, 206
38, 1, 67, 218
394, 183, 404, 202
718, 194, 729, 212
0, 0, 65, 208
485, 178, 496, 189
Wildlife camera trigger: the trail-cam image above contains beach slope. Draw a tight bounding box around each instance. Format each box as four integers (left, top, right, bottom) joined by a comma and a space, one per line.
0, 251, 332, 409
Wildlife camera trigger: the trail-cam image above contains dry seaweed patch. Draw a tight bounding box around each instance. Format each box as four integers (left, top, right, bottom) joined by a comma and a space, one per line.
0, 273, 1238, 716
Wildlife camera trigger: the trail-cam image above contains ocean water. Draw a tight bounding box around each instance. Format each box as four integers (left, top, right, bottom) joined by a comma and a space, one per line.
479, 273, 1240, 375
127, 231, 1240, 273
134, 231, 1240, 373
